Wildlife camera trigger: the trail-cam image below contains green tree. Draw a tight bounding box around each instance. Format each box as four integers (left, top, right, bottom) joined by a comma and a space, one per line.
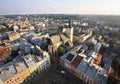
57, 47, 65, 57
109, 38, 117, 47
0, 28, 10, 33
4, 56, 12, 63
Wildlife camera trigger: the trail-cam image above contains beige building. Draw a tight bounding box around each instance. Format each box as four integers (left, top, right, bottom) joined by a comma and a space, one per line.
22, 54, 38, 73
0, 49, 51, 84
0, 61, 30, 84
7, 31, 20, 41
34, 51, 51, 72
22, 49, 51, 74
74, 30, 92, 43
48, 34, 71, 55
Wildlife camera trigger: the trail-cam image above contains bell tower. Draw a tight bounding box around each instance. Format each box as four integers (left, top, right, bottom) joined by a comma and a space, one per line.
69, 19, 73, 43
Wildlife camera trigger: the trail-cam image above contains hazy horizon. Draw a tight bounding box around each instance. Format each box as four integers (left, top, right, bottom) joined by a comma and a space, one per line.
0, 0, 120, 15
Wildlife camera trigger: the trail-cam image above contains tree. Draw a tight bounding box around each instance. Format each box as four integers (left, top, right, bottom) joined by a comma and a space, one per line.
109, 38, 117, 47
0, 28, 10, 33
4, 56, 12, 63
57, 47, 65, 57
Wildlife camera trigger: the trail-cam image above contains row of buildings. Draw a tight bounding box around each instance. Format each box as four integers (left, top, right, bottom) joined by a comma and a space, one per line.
0, 47, 51, 84
0, 20, 74, 84
0, 27, 52, 84
60, 37, 112, 84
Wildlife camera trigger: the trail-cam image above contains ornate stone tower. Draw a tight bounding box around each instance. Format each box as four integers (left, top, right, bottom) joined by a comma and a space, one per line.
69, 19, 73, 43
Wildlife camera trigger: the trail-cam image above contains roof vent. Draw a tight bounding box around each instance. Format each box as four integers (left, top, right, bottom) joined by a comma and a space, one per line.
0, 71, 4, 74
6, 67, 9, 70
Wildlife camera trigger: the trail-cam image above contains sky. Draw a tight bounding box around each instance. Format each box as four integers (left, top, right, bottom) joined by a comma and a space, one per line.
0, 0, 120, 15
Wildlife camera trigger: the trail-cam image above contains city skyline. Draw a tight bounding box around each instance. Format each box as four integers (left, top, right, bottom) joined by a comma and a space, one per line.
0, 0, 120, 15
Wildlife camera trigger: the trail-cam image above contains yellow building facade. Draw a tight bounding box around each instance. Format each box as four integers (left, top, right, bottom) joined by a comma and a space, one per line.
4, 68, 30, 84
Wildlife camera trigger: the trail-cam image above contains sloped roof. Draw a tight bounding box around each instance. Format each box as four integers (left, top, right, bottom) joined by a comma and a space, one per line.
95, 54, 102, 61
0, 47, 11, 55
13, 56, 28, 73
71, 55, 83, 68
77, 61, 89, 72
66, 53, 75, 62
86, 66, 98, 79
50, 35, 61, 45
0, 57, 4, 62
0, 62, 17, 81
60, 34, 69, 44
22, 54, 36, 67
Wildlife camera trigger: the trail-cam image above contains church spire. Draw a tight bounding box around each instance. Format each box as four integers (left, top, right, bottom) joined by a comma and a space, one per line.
69, 19, 72, 28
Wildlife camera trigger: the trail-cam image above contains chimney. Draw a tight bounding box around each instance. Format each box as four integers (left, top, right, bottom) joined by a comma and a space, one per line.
15, 62, 19, 67
36, 45, 43, 53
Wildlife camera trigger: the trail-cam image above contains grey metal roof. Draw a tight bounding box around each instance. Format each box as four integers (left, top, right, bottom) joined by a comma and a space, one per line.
77, 61, 89, 72
22, 54, 36, 67
13, 56, 28, 73
0, 62, 17, 81
86, 66, 98, 79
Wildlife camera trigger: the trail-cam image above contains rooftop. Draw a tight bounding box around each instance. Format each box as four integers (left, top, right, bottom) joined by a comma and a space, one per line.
86, 65, 98, 79
0, 57, 4, 62
22, 54, 36, 67
66, 53, 75, 62
60, 45, 81, 60
77, 61, 89, 72
60, 44, 111, 84
0, 62, 17, 81
50, 35, 61, 45
60, 34, 69, 44
13, 56, 28, 73
71, 55, 83, 68
95, 54, 102, 61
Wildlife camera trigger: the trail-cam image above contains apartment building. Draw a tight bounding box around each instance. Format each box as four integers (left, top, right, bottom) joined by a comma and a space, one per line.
60, 45, 112, 84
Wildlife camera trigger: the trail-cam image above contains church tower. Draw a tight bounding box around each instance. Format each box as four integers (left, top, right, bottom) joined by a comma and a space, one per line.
69, 19, 74, 43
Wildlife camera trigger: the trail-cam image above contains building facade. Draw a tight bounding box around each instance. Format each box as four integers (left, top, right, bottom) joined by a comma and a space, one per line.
0, 50, 51, 84
60, 45, 112, 84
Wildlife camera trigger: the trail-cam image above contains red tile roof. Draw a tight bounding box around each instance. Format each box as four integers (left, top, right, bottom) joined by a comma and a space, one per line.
95, 54, 102, 61
71, 56, 83, 68
0, 57, 4, 62
34, 56, 40, 62
0, 47, 11, 54
94, 54, 102, 65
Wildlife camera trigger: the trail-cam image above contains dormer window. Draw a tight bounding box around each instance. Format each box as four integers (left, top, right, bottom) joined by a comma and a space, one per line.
35, 39, 39, 42
25, 47, 29, 51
